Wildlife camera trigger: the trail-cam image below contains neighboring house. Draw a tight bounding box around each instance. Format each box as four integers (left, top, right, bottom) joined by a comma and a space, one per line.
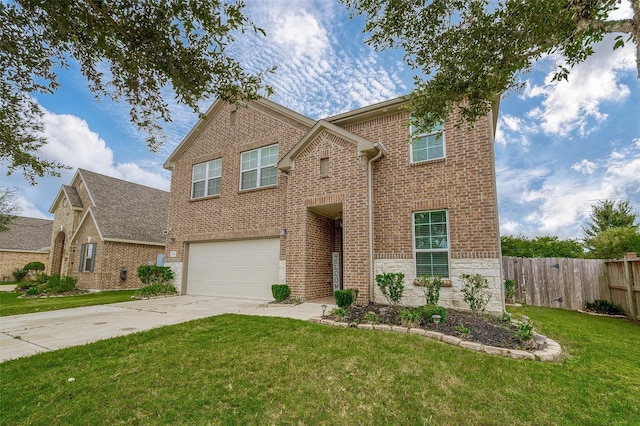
164, 97, 504, 313
0, 217, 52, 281
47, 169, 169, 290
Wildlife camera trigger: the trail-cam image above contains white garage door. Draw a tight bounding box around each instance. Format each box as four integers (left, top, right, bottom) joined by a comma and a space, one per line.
186, 238, 280, 300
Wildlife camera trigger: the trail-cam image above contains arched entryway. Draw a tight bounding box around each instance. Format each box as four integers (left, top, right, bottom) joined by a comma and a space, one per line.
50, 231, 65, 275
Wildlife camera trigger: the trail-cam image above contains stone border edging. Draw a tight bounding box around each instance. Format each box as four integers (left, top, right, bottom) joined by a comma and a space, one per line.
309, 316, 563, 362
576, 309, 627, 319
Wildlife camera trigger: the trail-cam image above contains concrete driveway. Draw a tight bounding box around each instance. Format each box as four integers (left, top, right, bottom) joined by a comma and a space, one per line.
0, 295, 331, 363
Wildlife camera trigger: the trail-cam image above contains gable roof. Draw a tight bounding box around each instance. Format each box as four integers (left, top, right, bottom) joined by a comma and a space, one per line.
164, 98, 315, 170
0, 217, 53, 252
278, 120, 384, 172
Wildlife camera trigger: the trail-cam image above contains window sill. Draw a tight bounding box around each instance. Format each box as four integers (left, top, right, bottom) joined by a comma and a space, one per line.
189, 194, 220, 202
410, 157, 446, 167
238, 184, 278, 194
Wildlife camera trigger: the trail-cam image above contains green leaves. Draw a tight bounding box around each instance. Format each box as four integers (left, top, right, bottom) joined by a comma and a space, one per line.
1, 0, 274, 183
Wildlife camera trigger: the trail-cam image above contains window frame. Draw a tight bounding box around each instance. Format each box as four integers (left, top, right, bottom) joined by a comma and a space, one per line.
239, 144, 279, 190
413, 210, 450, 279
410, 121, 445, 164
79, 242, 97, 273
191, 158, 222, 199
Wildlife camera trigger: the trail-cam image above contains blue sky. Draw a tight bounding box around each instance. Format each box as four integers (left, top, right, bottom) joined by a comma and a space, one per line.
3, 0, 639, 241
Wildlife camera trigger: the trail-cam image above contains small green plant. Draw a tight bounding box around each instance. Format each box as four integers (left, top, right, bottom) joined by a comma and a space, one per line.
454, 324, 471, 336
334, 289, 357, 308
363, 311, 380, 324
23, 261, 45, 273
504, 279, 516, 303
415, 276, 443, 305
584, 300, 625, 316
12, 268, 28, 282
331, 307, 346, 319
461, 273, 491, 313
137, 265, 174, 285
516, 319, 534, 341
501, 311, 512, 322
291, 296, 302, 305
416, 304, 448, 324
135, 282, 178, 298
271, 284, 291, 302
399, 308, 421, 328
375, 272, 405, 306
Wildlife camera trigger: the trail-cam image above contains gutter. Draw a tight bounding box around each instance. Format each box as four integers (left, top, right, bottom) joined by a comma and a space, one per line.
367, 142, 387, 304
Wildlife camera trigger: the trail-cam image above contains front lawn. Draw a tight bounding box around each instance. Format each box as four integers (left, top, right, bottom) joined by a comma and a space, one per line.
0, 290, 137, 316
1, 306, 638, 425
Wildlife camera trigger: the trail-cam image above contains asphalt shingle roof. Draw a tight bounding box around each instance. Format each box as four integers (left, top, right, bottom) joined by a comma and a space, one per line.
78, 169, 169, 244
0, 217, 53, 251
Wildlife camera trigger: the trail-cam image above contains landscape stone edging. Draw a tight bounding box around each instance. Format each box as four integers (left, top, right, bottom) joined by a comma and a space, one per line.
309, 316, 563, 362
576, 309, 627, 319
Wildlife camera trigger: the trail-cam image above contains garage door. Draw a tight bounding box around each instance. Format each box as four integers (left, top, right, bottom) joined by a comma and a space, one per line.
186, 238, 280, 299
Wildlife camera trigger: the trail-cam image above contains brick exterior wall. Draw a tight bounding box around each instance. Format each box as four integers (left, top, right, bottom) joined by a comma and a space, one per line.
166, 99, 503, 312
0, 251, 48, 281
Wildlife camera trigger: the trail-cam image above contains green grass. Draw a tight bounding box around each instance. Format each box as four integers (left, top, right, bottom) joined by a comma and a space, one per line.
0, 290, 137, 316
0, 281, 18, 286
1, 306, 638, 425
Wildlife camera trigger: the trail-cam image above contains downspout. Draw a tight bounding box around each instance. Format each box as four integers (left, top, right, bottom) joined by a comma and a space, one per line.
368, 142, 387, 304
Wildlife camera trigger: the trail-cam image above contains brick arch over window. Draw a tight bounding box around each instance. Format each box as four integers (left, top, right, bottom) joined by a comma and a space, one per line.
50, 231, 65, 275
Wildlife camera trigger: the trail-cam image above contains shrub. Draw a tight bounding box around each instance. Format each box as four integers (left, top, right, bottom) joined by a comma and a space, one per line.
399, 308, 421, 328
334, 289, 357, 308
504, 279, 516, 303
137, 265, 174, 285
461, 273, 491, 313
417, 304, 448, 324
375, 272, 405, 306
135, 282, 178, 298
23, 261, 45, 272
46, 275, 77, 293
415, 276, 443, 305
272, 284, 291, 302
330, 307, 346, 319
25, 286, 41, 296
363, 311, 380, 324
584, 300, 625, 316
516, 319, 534, 341
12, 268, 27, 282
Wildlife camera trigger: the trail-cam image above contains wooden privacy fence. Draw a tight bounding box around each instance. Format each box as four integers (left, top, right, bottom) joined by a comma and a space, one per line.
502, 254, 640, 321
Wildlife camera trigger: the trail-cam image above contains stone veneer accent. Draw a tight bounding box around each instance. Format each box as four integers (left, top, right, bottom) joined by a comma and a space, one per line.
309, 317, 563, 362
374, 257, 504, 315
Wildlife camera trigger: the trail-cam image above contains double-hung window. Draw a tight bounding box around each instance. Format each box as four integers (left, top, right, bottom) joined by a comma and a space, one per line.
79, 243, 97, 272
240, 144, 279, 190
410, 121, 445, 163
414, 210, 449, 278
192, 159, 222, 199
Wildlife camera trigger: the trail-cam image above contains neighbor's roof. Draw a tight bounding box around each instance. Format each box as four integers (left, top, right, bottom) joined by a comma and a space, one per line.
0, 216, 53, 252
76, 169, 169, 244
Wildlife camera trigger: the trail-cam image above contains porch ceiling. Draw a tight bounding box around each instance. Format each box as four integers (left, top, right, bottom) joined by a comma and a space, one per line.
308, 203, 342, 219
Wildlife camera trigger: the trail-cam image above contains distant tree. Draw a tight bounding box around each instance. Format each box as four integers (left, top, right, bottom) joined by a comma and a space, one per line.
343, 0, 640, 133
0, 185, 20, 232
583, 199, 638, 240
1, 0, 275, 184
585, 226, 640, 259
501, 235, 585, 258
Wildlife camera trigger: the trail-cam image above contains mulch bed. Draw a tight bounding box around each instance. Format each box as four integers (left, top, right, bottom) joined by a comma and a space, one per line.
328, 304, 543, 351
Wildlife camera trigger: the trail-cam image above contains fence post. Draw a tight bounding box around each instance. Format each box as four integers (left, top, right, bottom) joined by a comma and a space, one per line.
623, 253, 639, 321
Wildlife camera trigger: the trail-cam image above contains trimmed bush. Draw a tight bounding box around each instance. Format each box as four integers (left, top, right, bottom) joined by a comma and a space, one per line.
417, 304, 448, 324
271, 284, 291, 302
334, 289, 357, 308
135, 282, 178, 298
23, 261, 45, 272
137, 265, 174, 284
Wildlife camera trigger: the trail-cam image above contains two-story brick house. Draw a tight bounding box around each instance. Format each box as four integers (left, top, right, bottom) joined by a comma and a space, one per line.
164, 97, 504, 313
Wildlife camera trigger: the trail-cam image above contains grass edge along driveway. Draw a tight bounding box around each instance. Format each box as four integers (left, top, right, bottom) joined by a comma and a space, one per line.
1, 306, 639, 425
0, 290, 137, 316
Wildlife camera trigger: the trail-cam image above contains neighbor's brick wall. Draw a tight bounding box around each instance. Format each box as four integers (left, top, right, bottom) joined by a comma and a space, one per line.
0, 251, 49, 281
165, 102, 311, 288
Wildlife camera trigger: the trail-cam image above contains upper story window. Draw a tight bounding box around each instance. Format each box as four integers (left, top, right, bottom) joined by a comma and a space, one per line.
414, 210, 449, 278
410, 121, 445, 163
240, 144, 279, 190
192, 159, 222, 199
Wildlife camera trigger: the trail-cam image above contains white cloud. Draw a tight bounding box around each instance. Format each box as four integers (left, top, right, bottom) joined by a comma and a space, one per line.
523, 35, 635, 137
272, 12, 329, 63
571, 159, 597, 175
495, 114, 530, 147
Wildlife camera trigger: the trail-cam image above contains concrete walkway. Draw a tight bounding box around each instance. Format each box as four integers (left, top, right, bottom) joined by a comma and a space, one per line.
0, 295, 334, 363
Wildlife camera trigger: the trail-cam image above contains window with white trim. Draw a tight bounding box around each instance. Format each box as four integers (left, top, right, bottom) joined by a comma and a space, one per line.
240, 144, 279, 190
414, 210, 449, 278
79, 243, 97, 272
192, 159, 222, 199
410, 121, 445, 163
